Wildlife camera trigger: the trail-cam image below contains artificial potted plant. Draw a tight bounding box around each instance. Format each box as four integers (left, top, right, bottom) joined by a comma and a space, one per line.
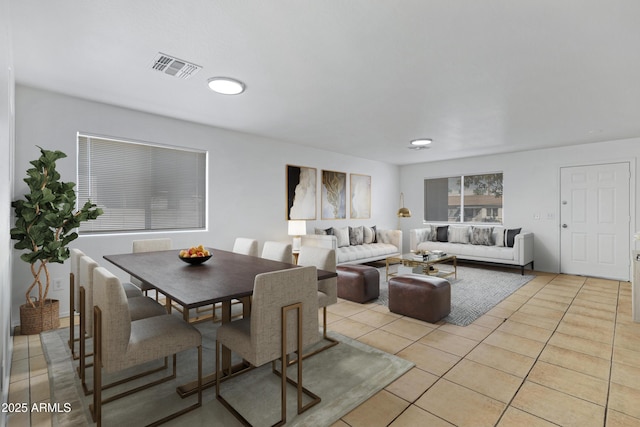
11, 147, 103, 335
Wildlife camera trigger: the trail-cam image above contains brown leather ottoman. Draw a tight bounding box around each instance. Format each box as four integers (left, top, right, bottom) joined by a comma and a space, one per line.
336, 264, 380, 303
388, 274, 451, 323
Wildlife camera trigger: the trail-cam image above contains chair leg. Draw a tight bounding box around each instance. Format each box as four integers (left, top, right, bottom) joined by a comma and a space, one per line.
287, 306, 338, 365
68, 272, 76, 357
216, 303, 320, 427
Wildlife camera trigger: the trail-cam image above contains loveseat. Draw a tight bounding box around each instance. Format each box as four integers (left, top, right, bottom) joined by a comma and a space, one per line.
410, 224, 534, 274
301, 226, 401, 265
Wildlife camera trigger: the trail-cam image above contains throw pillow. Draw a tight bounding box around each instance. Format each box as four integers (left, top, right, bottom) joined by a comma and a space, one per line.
493, 226, 505, 246
436, 225, 449, 242
505, 228, 522, 248
334, 226, 350, 248
470, 226, 494, 245
314, 227, 333, 235
449, 225, 470, 244
363, 225, 377, 244
349, 226, 364, 245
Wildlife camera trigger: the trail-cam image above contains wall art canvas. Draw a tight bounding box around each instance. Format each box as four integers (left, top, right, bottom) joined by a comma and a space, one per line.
287, 165, 317, 220
350, 174, 371, 219
321, 170, 347, 219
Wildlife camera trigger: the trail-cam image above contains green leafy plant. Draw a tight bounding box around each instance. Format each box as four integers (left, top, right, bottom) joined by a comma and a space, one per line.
11, 147, 103, 308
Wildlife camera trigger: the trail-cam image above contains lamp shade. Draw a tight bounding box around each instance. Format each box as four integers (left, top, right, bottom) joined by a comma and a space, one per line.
397, 193, 411, 218
288, 220, 307, 236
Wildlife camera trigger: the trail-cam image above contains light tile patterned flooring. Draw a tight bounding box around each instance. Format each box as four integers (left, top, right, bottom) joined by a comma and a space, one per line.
7, 271, 640, 426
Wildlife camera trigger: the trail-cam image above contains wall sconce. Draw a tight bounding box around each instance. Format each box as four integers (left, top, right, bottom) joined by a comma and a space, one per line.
397, 193, 411, 218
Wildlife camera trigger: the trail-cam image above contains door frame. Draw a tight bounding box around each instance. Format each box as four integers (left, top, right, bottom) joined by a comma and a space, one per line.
558, 159, 636, 281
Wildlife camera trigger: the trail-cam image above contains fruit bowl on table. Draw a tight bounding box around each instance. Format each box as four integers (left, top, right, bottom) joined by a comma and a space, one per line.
178, 245, 212, 265
179, 254, 212, 265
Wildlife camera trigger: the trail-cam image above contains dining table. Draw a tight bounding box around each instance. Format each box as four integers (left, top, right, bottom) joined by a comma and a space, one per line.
103, 247, 337, 397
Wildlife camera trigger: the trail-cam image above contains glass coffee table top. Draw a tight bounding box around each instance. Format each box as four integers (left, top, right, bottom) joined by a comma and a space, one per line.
386, 252, 457, 280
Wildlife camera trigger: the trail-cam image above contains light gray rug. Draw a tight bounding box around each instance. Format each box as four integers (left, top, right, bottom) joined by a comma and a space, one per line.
376, 265, 535, 326
41, 319, 413, 427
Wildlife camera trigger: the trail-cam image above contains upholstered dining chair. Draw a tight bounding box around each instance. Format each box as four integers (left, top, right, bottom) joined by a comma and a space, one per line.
230, 237, 259, 317
297, 246, 338, 359
91, 266, 202, 427
216, 266, 321, 426
261, 241, 293, 263
232, 237, 259, 257
78, 255, 167, 394
69, 248, 85, 359
131, 238, 172, 297
70, 249, 142, 360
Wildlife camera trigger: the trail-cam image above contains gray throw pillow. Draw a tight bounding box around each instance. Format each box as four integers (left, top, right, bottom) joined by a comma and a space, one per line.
363, 225, 377, 244
470, 226, 494, 245
349, 226, 364, 245
436, 226, 449, 242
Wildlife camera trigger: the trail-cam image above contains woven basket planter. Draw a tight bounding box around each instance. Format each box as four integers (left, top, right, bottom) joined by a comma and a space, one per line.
19, 299, 60, 335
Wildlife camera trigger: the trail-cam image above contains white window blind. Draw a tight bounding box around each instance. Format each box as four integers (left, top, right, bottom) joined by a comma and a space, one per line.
77, 134, 207, 234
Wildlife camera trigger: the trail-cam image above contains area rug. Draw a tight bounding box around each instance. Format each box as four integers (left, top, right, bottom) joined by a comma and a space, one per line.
41, 319, 413, 427
375, 265, 535, 327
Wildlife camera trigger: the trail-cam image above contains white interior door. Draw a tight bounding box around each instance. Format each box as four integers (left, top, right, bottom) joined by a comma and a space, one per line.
560, 162, 630, 281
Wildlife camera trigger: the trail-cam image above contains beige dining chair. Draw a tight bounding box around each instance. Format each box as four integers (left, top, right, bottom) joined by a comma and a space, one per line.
77, 255, 166, 394
297, 246, 338, 359
261, 241, 293, 263
68, 248, 85, 359
216, 266, 321, 426
232, 237, 259, 257
91, 266, 202, 427
69, 249, 143, 360
131, 238, 173, 298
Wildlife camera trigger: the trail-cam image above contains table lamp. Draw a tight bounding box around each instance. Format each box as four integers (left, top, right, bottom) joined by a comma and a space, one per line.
288, 220, 307, 252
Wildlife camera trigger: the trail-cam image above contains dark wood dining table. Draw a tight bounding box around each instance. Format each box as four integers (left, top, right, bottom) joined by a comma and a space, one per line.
103, 247, 337, 396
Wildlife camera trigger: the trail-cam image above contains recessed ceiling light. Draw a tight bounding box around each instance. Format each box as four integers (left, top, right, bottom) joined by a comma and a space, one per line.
207, 77, 246, 95
410, 138, 432, 146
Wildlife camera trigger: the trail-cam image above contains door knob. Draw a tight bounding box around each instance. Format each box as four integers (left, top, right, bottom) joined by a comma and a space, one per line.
562, 224, 568, 228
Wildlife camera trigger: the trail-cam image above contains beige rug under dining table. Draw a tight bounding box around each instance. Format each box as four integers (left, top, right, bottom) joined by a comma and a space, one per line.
103, 248, 337, 397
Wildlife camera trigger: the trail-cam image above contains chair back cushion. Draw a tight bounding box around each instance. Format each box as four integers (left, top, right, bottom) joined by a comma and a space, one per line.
250, 266, 319, 366
298, 246, 338, 307
297, 246, 336, 272
93, 266, 131, 369
131, 238, 172, 286
261, 241, 293, 263
233, 237, 259, 257
70, 248, 85, 312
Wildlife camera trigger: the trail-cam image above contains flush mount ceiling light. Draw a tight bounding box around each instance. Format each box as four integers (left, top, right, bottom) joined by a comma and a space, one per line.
410, 138, 432, 146
207, 77, 246, 95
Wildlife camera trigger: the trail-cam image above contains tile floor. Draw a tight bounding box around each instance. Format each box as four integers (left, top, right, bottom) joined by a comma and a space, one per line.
7, 270, 640, 426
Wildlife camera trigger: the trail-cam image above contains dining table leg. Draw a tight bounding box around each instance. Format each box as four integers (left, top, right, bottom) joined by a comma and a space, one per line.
176, 300, 244, 398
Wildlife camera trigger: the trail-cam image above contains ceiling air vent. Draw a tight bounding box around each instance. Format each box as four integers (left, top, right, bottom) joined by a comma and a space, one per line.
151, 53, 201, 79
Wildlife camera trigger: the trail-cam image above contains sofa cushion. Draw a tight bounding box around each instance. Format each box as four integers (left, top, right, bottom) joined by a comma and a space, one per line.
416, 241, 516, 261
470, 226, 493, 245
349, 226, 364, 245
336, 243, 399, 264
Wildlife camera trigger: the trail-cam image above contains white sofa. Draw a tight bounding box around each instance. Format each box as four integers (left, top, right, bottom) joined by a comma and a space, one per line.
410, 224, 534, 274
301, 228, 402, 265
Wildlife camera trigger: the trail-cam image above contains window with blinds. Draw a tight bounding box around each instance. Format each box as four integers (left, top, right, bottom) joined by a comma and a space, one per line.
77, 134, 207, 234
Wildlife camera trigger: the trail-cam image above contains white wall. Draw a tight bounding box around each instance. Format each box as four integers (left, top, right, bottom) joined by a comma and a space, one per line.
11, 85, 400, 326
400, 140, 640, 274
1, 0, 14, 413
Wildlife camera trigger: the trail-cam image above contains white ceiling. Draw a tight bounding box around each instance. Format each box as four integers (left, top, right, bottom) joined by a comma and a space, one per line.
10, 1, 640, 165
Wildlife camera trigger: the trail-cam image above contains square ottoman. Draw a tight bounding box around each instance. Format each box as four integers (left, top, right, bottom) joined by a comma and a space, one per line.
336, 264, 380, 303
388, 274, 451, 323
